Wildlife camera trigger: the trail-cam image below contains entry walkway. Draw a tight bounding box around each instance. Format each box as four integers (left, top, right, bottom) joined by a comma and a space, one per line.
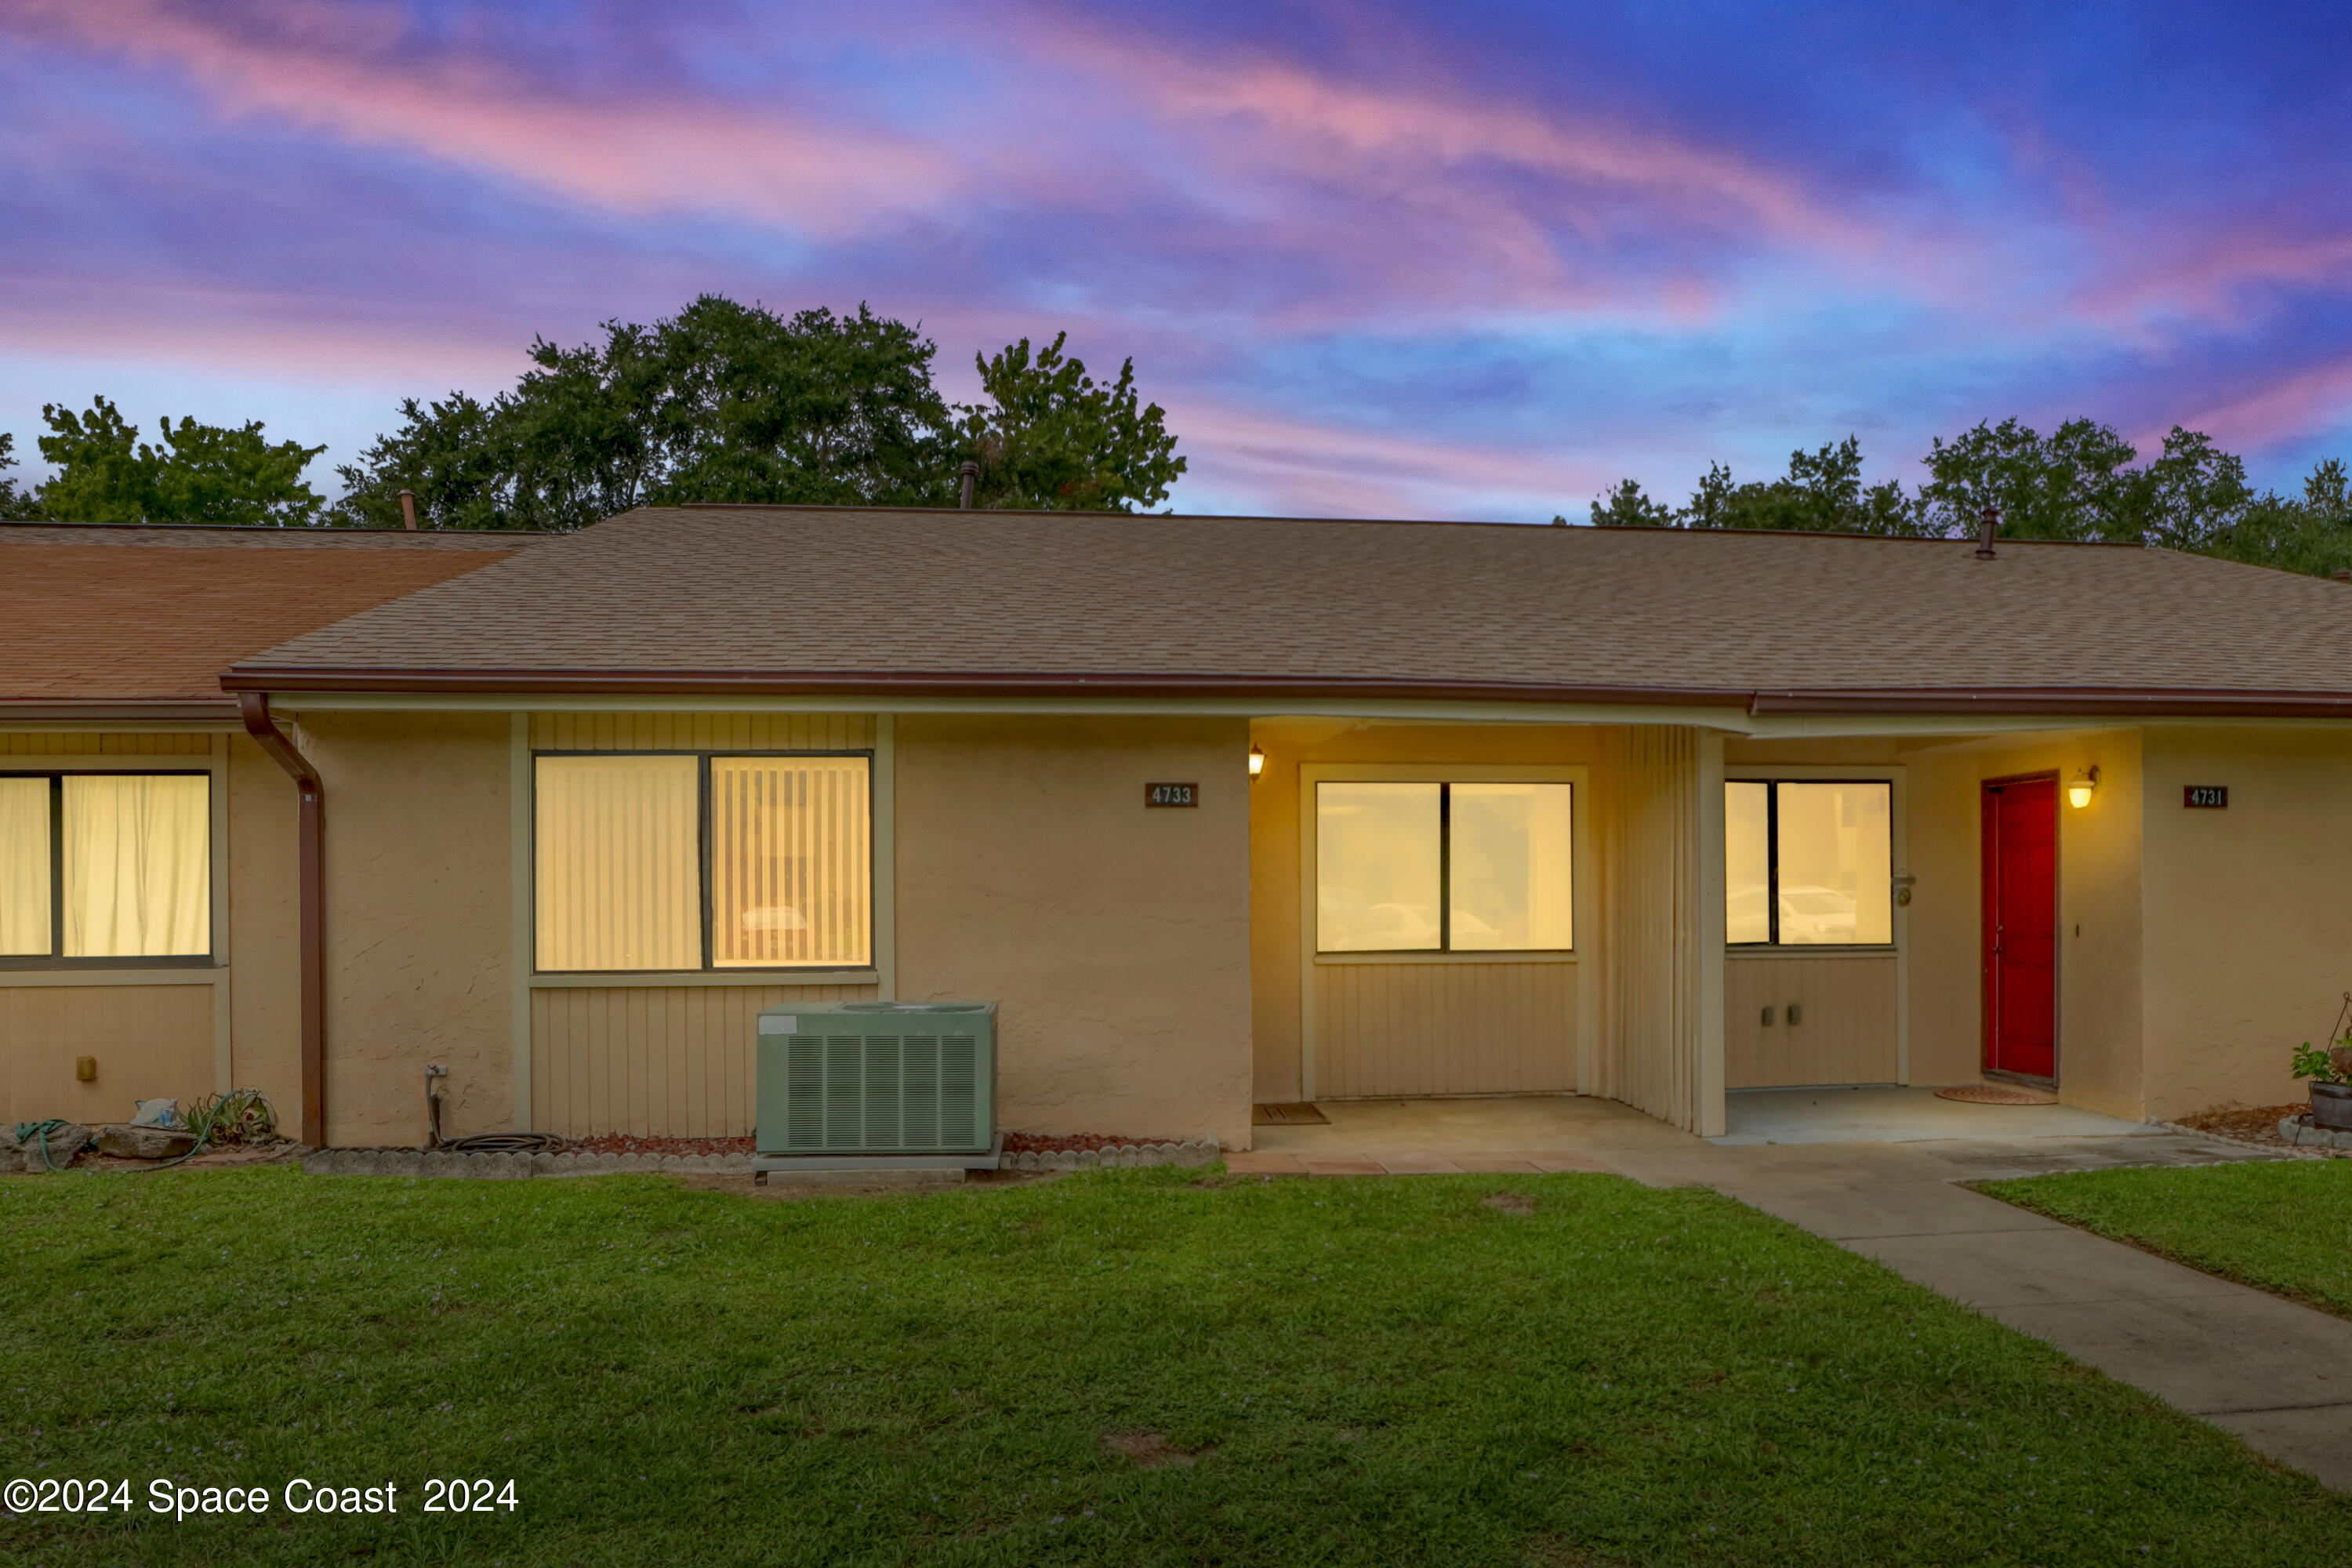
1236, 1091, 2352, 1491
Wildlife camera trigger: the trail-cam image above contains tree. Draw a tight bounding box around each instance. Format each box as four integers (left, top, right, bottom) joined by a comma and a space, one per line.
33, 397, 325, 526
955, 332, 1186, 510
1592, 437, 1927, 535
335, 298, 958, 530
0, 432, 45, 520
335, 298, 1187, 528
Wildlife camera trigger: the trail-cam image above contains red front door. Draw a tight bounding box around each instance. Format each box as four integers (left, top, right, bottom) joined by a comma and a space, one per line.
1983, 777, 2058, 1082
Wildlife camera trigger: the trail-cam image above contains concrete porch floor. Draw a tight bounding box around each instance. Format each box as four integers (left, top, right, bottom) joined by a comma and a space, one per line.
1235, 1089, 2352, 1492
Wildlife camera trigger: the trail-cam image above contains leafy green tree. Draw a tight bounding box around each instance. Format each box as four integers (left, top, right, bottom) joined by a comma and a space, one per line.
336, 298, 1186, 528
1915, 418, 2139, 541
1588, 477, 1676, 527
2202, 458, 2352, 578
335, 298, 957, 530
32, 396, 325, 525
1592, 437, 1926, 535
955, 332, 1185, 510
0, 432, 45, 520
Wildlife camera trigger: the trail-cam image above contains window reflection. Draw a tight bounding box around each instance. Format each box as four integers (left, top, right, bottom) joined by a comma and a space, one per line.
1316, 782, 1441, 952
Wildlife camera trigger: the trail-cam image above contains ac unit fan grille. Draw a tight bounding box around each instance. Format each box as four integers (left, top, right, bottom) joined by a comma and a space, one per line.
784, 1033, 980, 1150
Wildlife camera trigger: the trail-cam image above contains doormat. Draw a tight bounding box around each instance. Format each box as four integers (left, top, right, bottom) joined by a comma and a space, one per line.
1254, 1102, 1330, 1126
1936, 1084, 2058, 1106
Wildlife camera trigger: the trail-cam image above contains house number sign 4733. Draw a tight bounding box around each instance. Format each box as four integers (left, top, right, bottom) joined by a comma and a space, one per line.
1145, 782, 1199, 808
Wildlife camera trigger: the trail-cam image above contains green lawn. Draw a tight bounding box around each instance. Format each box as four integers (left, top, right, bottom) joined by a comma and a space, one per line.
1984, 1157, 2352, 1319
2, 1166, 2344, 1567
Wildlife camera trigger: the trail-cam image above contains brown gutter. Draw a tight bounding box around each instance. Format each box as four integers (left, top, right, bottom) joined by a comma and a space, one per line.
216, 665, 2352, 720
0, 699, 242, 723
1751, 688, 2352, 719
238, 692, 325, 1148
217, 666, 1755, 706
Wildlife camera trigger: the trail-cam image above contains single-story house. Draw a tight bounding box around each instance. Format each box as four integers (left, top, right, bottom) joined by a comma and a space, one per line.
0, 521, 541, 1138
11, 504, 2352, 1149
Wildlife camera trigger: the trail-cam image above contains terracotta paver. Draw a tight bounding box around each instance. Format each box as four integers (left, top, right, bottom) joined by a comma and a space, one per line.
1299, 1159, 1387, 1178
1223, 1151, 1305, 1175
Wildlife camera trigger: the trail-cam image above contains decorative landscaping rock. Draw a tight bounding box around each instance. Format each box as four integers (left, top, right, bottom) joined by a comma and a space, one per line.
300, 1146, 755, 1179
2278, 1115, 2352, 1151
96, 1123, 199, 1160
4, 1121, 93, 1171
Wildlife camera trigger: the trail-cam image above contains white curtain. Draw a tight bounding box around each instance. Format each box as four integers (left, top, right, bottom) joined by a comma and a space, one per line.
63, 774, 211, 957
0, 777, 51, 956
535, 756, 701, 971
711, 757, 870, 967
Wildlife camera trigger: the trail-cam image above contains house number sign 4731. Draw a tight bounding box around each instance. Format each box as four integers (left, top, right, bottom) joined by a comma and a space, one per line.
2183, 785, 2229, 809
1145, 782, 1199, 808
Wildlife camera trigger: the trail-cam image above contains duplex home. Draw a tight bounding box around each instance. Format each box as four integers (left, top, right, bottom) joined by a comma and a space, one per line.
13, 505, 2352, 1149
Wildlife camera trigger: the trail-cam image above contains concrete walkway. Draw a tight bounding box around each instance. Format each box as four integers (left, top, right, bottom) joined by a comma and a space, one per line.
1236, 1091, 2352, 1491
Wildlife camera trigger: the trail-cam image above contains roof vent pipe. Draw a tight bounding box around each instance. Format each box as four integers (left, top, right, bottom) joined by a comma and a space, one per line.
1975, 505, 1999, 560
397, 489, 419, 531
958, 461, 978, 510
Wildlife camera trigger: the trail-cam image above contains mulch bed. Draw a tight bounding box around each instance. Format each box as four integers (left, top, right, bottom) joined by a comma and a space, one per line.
572, 1134, 754, 1157
2172, 1104, 2309, 1148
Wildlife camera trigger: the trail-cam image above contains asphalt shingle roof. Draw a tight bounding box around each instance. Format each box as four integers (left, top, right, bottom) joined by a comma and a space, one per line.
221, 506, 2352, 712
1, 524, 538, 703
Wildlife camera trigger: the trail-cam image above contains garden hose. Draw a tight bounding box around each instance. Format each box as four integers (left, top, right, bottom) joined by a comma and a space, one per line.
12, 1091, 278, 1174
434, 1132, 568, 1155
13, 1120, 72, 1173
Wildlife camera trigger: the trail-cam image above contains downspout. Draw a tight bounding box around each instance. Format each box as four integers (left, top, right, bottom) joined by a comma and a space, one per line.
238, 692, 325, 1147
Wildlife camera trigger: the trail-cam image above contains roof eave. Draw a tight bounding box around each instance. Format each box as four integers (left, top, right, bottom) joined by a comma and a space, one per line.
215, 668, 2352, 720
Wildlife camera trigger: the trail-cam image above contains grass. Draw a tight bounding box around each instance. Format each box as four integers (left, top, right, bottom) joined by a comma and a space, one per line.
2, 1165, 2347, 1566
1984, 1157, 2352, 1319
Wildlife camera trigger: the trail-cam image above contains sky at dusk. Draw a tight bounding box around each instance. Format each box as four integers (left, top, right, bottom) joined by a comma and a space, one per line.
5, 0, 2351, 521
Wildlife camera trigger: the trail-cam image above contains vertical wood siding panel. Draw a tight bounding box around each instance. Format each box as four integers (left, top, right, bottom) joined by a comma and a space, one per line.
1312, 960, 1577, 1098
524, 984, 878, 1136
1722, 956, 1898, 1088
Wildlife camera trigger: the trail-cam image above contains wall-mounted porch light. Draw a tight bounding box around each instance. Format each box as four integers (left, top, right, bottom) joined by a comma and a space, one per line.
1248, 745, 1265, 781
2067, 766, 2100, 809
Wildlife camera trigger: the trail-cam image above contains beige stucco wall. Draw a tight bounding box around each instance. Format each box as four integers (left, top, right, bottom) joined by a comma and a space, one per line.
223, 731, 303, 1117
300, 711, 514, 1145
1247, 720, 1605, 1105
896, 714, 1254, 1149
1900, 729, 2145, 1118
2140, 724, 2352, 1120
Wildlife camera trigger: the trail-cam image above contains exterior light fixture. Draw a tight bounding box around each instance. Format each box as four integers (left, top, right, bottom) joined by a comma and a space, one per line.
1248, 745, 1265, 780
2067, 766, 2100, 809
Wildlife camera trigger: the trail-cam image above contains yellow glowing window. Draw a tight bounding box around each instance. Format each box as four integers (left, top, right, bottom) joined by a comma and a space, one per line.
1724, 780, 1892, 946
1317, 781, 1571, 953
534, 752, 872, 973
2, 772, 211, 963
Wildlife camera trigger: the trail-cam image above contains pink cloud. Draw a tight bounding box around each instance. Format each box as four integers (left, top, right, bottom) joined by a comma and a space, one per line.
2170, 355, 2352, 455
4, 0, 955, 234
1169, 398, 1618, 520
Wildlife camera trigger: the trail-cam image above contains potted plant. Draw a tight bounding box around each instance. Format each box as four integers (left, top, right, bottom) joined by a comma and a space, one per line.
2292, 1036, 2352, 1131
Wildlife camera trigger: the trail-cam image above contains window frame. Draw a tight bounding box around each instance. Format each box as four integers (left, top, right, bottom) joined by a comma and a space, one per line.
1725, 775, 1896, 951
1305, 765, 1582, 961
530, 747, 876, 977
0, 768, 217, 970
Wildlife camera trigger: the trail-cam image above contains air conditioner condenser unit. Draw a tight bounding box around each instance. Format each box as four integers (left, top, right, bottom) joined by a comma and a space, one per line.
753, 1002, 1000, 1174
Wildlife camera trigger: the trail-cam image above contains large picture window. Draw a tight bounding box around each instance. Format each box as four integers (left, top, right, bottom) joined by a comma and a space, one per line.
534, 753, 872, 973
1, 771, 212, 963
1725, 780, 1893, 946
1316, 781, 1572, 953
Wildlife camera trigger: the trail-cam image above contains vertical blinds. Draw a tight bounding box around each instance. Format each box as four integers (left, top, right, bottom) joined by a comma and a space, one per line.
711, 757, 871, 968
533, 753, 873, 973
535, 756, 701, 972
